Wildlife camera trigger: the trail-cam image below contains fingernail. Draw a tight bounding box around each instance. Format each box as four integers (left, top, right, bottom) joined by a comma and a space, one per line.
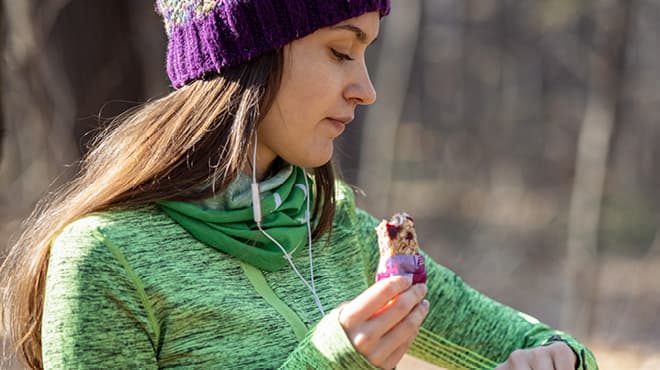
421, 299, 430, 308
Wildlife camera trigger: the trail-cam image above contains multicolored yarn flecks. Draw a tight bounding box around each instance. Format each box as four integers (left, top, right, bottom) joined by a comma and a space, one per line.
155, 0, 391, 89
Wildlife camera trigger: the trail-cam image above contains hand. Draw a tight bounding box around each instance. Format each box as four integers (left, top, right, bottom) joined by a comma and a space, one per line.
338, 276, 429, 370
494, 342, 577, 370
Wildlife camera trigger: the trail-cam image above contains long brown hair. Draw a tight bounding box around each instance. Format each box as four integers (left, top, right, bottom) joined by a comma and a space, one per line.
0, 49, 336, 369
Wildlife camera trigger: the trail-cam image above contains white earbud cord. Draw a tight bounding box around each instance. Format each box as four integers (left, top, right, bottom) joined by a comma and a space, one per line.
251, 134, 325, 316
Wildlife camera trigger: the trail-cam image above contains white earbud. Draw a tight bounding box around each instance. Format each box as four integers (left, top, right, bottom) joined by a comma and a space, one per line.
252, 135, 262, 224
251, 182, 262, 224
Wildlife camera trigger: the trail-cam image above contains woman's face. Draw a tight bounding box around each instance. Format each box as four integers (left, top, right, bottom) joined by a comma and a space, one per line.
256, 11, 380, 177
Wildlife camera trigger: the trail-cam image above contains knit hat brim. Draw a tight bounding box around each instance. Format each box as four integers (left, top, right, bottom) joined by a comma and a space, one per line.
165, 0, 390, 89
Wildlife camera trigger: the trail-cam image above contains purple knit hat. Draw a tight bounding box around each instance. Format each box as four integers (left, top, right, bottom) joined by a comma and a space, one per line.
156, 0, 391, 89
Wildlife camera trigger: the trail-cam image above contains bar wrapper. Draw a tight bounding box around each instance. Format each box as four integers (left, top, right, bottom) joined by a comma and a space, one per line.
376, 254, 427, 284
375, 212, 427, 284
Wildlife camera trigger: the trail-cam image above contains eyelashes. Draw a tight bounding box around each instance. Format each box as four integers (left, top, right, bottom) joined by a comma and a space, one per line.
331, 48, 355, 61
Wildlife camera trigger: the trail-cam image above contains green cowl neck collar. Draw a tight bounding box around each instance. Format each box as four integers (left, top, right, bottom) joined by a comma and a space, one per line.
157, 165, 313, 272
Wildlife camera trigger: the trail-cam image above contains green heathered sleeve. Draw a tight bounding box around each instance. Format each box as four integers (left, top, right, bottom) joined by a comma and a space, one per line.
278, 307, 378, 370
42, 219, 160, 369
354, 209, 598, 370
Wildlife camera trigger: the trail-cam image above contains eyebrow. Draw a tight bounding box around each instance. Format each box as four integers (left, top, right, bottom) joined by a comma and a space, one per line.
331, 24, 378, 45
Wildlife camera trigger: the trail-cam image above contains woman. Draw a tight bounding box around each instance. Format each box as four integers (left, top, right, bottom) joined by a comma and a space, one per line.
1, 1, 597, 369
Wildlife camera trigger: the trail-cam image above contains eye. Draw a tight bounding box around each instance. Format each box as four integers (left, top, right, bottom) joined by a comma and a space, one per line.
331, 48, 354, 61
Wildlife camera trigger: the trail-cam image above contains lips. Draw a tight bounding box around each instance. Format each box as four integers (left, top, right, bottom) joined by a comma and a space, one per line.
328, 116, 354, 125
324, 115, 353, 137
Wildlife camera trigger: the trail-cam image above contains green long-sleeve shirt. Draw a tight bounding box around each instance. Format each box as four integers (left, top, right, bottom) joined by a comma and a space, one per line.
42, 183, 598, 369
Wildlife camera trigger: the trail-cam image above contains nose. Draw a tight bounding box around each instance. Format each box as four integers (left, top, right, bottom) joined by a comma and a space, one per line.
345, 63, 377, 106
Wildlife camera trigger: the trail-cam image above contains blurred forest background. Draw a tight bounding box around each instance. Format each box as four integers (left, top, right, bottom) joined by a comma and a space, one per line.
2, 1, 659, 369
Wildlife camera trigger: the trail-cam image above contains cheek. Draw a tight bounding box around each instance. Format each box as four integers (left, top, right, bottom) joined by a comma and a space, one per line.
285, 73, 331, 105
276, 73, 333, 128
284, 49, 341, 104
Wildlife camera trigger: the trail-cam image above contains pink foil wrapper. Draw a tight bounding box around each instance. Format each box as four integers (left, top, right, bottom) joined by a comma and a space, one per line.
376, 254, 427, 284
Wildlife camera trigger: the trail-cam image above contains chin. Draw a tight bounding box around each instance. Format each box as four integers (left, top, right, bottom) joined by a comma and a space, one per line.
297, 158, 332, 169
287, 148, 333, 169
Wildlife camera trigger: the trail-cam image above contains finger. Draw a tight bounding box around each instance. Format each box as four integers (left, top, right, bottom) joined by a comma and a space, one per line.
381, 335, 416, 370
530, 348, 555, 370
341, 276, 413, 324
500, 349, 533, 370
371, 299, 430, 361
366, 284, 427, 337
548, 343, 577, 370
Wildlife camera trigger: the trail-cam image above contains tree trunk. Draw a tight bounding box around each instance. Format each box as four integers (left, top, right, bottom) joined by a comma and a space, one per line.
0, 1, 5, 159
357, 0, 422, 217
561, 0, 634, 337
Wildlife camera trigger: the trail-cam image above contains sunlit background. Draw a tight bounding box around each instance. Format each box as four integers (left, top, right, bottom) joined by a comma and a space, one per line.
2, 1, 659, 369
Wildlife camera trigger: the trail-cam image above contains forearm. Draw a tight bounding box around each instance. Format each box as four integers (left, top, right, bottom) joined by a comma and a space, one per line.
410, 254, 597, 370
